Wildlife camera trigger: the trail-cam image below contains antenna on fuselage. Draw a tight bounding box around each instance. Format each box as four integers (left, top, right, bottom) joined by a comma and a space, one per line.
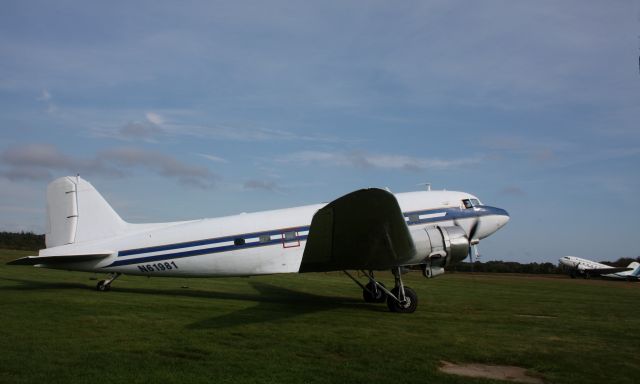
417, 182, 431, 191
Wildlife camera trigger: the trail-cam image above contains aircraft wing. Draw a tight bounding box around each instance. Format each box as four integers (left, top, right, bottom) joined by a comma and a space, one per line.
299, 188, 415, 272
7, 253, 113, 265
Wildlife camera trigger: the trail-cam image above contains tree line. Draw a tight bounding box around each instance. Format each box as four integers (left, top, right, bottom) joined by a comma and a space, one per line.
447, 260, 561, 274
0, 231, 45, 251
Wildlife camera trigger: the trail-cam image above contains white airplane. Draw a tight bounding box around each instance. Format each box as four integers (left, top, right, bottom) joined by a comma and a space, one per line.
559, 256, 637, 280
602, 262, 640, 281
9, 176, 510, 313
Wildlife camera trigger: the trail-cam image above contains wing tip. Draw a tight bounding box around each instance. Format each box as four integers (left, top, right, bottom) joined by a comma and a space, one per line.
6, 256, 39, 266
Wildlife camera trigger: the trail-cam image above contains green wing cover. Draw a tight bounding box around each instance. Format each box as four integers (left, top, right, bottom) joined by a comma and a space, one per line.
299, 188, 415, 272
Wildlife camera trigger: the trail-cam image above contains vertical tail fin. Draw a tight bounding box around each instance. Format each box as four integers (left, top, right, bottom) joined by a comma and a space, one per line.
629, 262, 640, 277
46, 176, 126, 248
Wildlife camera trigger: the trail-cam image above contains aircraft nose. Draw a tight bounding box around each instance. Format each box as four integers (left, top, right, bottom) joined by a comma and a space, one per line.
475, 206, 509, 239
494, 207, 510, 228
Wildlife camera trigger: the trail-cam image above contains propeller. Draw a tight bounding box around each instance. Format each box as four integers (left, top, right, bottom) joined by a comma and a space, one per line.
467, 218, 480, 271
455, 217, 480, 272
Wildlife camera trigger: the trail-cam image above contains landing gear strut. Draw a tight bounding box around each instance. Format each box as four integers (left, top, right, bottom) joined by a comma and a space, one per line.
344, 270, 388, 303
96, 273, 121, 291
363, 280, 387, 303
344, 268, 418, 313
386, 267, 418, 313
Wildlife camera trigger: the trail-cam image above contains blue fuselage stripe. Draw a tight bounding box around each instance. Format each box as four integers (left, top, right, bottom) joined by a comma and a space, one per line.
404, 205, 505, 225
118, 227, 311, 257
108, 236, 308, 267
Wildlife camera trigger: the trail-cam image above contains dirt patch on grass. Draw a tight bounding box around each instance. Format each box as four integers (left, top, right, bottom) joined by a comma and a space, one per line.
439, 361, 545, 383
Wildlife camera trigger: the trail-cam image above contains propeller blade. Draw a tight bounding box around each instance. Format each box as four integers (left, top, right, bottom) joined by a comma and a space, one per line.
455, 217, 480, 272
455, 217, 480, 241
468, 218, 480, 242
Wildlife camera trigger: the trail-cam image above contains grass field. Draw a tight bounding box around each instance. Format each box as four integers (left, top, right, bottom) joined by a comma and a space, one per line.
1, 248, 639, 384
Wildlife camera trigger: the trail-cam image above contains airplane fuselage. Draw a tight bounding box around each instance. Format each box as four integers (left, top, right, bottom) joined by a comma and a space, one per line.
559, 255, 638, 280
39, 190, 509, 277
559, 256, 612, 272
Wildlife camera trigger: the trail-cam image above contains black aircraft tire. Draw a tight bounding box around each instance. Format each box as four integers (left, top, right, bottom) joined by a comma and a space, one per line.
363, 282, 387, 303
96, 280, 110, 292
387, 286, 418, 313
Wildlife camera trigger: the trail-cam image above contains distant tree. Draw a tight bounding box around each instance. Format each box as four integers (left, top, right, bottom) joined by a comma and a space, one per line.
602, 257, 640, 267
0, 232, 45, 251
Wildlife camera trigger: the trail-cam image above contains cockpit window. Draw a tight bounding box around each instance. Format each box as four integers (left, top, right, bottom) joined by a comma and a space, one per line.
462, 199, 482, 209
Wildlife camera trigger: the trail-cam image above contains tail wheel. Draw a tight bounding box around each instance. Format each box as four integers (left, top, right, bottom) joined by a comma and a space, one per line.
387, 286, 418, 313
362, 282, 387, 303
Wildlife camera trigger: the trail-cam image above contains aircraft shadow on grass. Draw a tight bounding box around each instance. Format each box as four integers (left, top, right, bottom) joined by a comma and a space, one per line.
0, 276, 89, 291
186, 282, 384, 329
0, 277, 382, 328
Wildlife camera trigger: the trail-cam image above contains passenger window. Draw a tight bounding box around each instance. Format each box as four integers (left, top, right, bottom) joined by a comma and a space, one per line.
234, 238, 245, 246
259, 235, 271, 243
282, 230, 300, 248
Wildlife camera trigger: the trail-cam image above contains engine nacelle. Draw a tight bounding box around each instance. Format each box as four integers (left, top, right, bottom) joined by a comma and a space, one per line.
407, 226, 469, 271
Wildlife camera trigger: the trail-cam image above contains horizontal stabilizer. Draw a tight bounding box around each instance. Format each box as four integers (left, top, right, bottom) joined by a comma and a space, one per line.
587, 266, 633, 275
7, 253, 112, 266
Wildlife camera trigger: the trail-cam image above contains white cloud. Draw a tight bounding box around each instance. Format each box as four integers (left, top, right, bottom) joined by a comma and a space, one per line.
119, 122, 165, 141
145, 112, 164, 125
0, 144, 216, 188
243, 179, 280, 192
37, 89, 51, 101
91, 114, 345, 144
160, 122, 343, 143
1, 143, 74, 169
97, 147, 216, 188
36, 88, 56, 113
278, 150, 480, 171
198, 153, 228, 163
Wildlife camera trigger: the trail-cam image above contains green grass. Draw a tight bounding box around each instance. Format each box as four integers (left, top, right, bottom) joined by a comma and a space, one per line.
1, 248, 639, 384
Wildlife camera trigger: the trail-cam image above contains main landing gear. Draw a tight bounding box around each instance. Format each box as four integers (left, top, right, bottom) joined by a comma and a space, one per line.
344, 267, 418, 313
96, 273, 121, 291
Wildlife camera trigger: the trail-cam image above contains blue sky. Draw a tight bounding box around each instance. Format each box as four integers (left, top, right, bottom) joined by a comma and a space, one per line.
1, 1, 638, 263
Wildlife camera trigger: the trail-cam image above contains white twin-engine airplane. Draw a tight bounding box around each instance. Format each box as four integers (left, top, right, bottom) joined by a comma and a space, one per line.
9, 176, 509, 313
559, 256, 640, 280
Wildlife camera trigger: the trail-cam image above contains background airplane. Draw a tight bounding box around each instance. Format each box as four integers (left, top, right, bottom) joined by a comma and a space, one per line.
9, 176, 509, 313
559, 256, 636, 279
